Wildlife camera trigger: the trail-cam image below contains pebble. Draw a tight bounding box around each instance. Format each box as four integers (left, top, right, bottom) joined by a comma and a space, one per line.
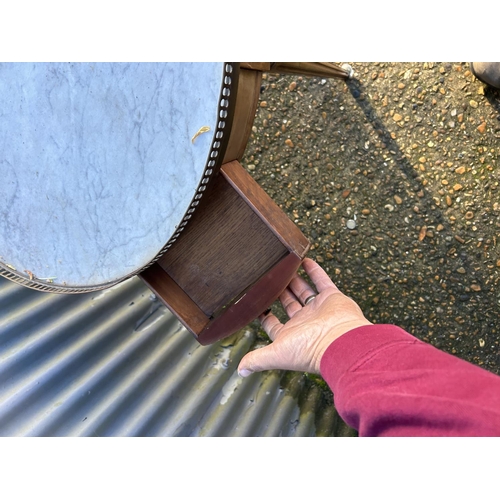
469, 100, 478, 108
285, 138, 294, 147
245, 63, 500, 374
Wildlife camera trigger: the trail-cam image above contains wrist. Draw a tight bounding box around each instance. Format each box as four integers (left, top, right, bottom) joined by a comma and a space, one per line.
313, 319, 373, 373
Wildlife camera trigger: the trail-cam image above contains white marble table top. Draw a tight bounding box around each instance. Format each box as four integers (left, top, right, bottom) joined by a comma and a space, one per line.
0, 62, 232, 290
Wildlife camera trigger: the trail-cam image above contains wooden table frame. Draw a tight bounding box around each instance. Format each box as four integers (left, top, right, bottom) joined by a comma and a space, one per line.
140, 62, 349, 344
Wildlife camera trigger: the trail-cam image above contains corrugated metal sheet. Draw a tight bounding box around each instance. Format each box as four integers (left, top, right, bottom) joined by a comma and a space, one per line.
0, 275, 354, 436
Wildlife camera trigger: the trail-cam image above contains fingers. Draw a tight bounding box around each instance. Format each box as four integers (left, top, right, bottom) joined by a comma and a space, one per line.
279, 287, 303, 318
288, 274, 317, 306
302, 258, 340, 293
238, 344, 279, 377
259, 311, 283, 341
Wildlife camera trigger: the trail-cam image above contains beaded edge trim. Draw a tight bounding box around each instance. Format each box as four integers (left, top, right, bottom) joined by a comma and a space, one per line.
0, 63, 237, 294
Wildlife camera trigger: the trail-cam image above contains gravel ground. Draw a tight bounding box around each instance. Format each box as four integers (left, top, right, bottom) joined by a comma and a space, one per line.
241, 62, 500, 407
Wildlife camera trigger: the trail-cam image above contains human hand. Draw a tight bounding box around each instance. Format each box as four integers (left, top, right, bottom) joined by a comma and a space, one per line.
238, 258, 372, 376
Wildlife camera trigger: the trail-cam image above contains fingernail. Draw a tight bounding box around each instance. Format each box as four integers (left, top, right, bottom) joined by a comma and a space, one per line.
238, 369, 253, 378
263, 307, 272, 316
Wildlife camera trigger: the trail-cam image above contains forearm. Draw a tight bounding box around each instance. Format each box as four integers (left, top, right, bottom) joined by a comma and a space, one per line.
320, 325, 500, 436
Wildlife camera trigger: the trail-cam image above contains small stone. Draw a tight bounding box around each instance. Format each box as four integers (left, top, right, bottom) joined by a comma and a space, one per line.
453, 183, 463, 191
436, 224, 444, 232
346, 219, 356, 230
477, 122, 487, 134
393, 113, 403, 122
454, 235, 465, 244
457, 267, 466, 274
479, 339, 485, 348
455, 166, 466, 174
260, 101, 267, 108
446, 195, 452, 206
342, 189, 351, 199
419, 157, 426, 163
362, 208, 371, 215
418, 226, 427, 241
469, 100, 478, 108
398, 83, 405, 89
458, 113, 464, 123
451, 109, 457, 117
465, 211, 474, 220
385, 204, 394, 212
471, 284, 482, 292
394, 195, 402, 205
288, 81, 297, 91
497, 260, 500, 267
285, 138, 294, 148
324, 213, 331, 221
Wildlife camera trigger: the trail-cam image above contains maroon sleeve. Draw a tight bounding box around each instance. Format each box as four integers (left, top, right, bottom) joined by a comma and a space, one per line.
320, 324, 500, 436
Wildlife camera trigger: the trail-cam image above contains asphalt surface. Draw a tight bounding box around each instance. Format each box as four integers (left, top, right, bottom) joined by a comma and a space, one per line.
241, 62, 500, 388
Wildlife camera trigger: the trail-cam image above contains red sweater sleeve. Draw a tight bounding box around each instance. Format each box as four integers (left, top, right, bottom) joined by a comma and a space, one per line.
320, 324, 500, 436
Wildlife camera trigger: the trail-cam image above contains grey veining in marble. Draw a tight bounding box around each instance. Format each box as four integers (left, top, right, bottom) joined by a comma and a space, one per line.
0, 62, 225, 287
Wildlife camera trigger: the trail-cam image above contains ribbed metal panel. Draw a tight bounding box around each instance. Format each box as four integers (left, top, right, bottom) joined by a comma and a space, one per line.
0, 275, 353, 436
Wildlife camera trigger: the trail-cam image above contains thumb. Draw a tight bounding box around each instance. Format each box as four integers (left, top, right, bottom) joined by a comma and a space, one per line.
238, 344, 279, 377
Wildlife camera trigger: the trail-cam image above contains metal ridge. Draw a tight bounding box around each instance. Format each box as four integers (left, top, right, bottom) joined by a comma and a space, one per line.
0, 274, 354, 436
